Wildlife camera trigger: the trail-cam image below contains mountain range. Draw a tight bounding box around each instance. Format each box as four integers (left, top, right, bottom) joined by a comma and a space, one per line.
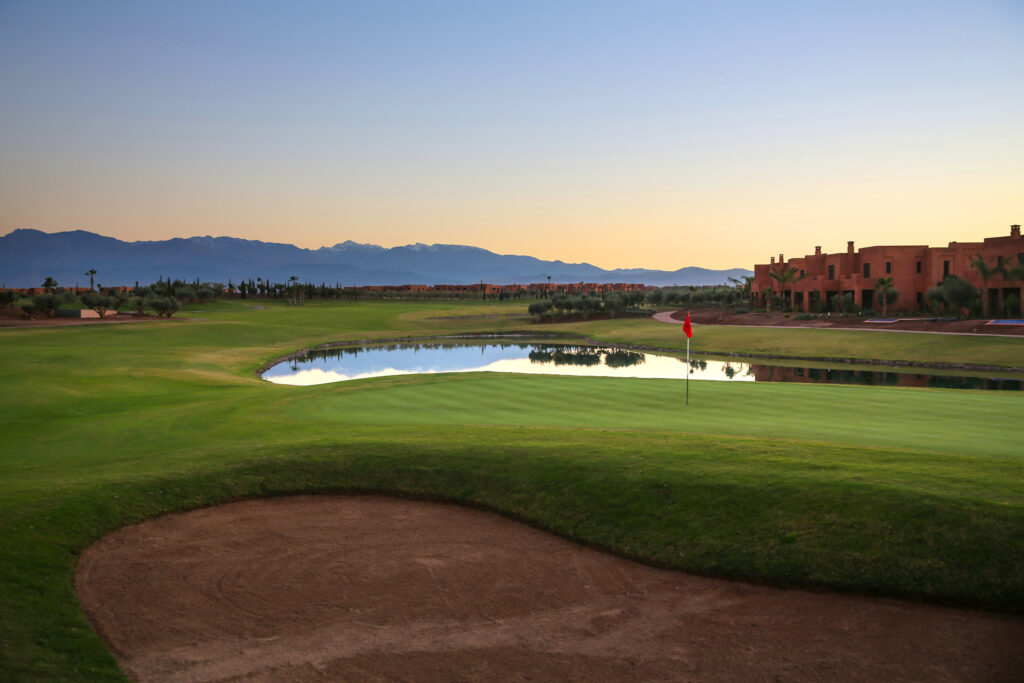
0, 229, 752, 289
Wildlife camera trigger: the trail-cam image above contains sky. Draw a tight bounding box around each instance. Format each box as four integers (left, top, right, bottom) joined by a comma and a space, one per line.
1, 1, 1021, 270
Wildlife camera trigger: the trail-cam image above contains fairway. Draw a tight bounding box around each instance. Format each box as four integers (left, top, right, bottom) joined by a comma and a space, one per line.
1, 299, 1023, 680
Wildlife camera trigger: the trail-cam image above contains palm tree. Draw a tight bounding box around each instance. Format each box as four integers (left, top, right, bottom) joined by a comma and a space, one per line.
874, 277, 896, 316
41, 277, 57, 292
769, 270, 785, 311
994, 255, 1012, 315
85, 269, 97, 291
729, 275, 756, 308
762, 285, 775, 316
1007, 263, 1024, 317
288, 276, 299, 305
970, 254, 1007, 318
770, 267, 804, 311
790, 269, 807, 310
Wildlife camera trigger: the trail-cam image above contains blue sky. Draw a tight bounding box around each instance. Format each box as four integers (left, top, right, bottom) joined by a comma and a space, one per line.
1, 1, 1021, 269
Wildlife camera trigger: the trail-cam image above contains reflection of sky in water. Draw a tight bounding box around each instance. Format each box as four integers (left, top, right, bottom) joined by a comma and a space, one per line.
262, 343, 755, 386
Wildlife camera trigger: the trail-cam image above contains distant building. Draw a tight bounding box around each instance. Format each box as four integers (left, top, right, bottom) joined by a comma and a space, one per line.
752, 225, 1024, 313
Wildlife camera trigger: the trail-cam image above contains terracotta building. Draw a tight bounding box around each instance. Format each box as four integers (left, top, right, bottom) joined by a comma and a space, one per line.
752, 225, 1024, 314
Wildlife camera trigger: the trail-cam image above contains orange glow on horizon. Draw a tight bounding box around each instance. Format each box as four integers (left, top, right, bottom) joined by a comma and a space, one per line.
2, 172, 1019, 271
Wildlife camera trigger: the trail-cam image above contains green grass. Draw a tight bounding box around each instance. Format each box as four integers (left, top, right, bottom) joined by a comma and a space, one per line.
556, 315, 1024, 368
1, 298, 1022, 680
292, 373, 1024, 459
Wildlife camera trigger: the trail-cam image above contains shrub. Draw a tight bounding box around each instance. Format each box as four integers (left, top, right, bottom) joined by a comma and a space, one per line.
125, 296, 147, 317
30, 291, 76, 318
0, 290, 19, 310
928, 276, 980, 317
81, 291, 121, 318
146, 295, 181, 318
527, 300, 552, 320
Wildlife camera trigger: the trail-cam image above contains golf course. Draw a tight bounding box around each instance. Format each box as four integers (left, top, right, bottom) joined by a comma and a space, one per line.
2, 299, 1023, 679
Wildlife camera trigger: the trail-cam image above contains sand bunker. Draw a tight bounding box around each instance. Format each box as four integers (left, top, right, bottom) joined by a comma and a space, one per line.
76, 496, 1023, 681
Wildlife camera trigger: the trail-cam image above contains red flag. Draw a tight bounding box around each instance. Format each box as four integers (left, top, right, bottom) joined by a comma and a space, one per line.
682, 312, 693, 338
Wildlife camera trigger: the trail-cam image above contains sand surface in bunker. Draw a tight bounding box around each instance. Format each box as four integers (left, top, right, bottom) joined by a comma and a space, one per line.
76, 496, 1023, 682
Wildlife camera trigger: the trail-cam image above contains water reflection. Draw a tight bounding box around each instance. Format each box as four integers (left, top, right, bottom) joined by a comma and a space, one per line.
263, 341, 739, 385
750, 365, 1022, 391
261, 341, 1021, 391
527, 345, 644, 368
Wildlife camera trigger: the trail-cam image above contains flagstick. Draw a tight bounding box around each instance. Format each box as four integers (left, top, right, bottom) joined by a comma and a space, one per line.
685, 335, 690, 406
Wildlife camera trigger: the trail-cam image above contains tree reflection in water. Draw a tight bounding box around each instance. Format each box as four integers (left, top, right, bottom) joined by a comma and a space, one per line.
528, 345, 644, 368
748, 364, 1022, 391
605, 350, 645, 368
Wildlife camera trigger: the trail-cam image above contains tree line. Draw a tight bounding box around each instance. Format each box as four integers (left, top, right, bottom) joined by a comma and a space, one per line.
528, 290, 647, 321
526, 284, 758, 321
0, 276, 227, 320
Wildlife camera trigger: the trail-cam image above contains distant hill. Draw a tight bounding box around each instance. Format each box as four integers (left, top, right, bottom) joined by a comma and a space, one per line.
0, 229, 752, 288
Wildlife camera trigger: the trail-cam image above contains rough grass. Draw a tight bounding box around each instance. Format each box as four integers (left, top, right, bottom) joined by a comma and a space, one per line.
1, 298, 1022, 680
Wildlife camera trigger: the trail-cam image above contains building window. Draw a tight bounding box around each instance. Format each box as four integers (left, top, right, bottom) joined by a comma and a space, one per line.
828, 265, 835, 280
943, 260, 950, 277
916, 261, 922, 273
916, 292, 923, 305
800, 269, 804, 277
863, 263, 870, 278
885, 262, 892, 274
1018, 253, 1024, 265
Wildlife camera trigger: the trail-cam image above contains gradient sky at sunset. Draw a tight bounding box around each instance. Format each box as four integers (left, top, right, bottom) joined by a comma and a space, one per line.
1, 1, 1021, 270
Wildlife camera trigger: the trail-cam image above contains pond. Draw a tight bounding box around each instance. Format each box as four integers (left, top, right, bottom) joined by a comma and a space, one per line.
261, 341, 1023, 391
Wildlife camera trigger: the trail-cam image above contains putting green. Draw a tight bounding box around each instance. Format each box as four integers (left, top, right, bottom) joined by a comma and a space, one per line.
288, 371, 1024, 460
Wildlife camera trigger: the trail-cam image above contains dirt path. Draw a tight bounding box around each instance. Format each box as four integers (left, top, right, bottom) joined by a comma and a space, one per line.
652, 310, 684, 325
76, 496, 1023, 682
